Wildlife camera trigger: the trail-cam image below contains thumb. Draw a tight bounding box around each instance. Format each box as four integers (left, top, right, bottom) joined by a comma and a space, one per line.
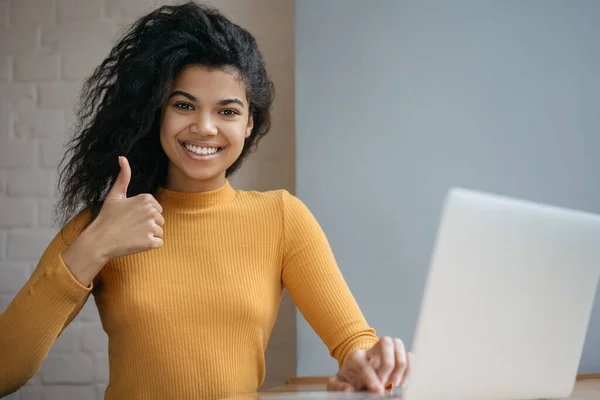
107, 156, 131, 199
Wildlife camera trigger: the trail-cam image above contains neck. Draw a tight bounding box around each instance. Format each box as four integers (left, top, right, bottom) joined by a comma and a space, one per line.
164, 171, 226, 193
156, 179, 236, 210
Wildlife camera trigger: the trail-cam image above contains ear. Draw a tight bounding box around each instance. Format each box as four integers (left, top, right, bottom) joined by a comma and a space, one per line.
245, 114, 254, 138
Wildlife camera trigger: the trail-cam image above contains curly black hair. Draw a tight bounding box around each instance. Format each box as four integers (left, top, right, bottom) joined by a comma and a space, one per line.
56, 1, 274, 226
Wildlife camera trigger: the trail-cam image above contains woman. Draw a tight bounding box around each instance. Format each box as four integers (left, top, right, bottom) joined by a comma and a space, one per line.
0, 2, 409, 399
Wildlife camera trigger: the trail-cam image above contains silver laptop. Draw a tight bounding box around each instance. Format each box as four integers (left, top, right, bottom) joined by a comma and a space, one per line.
246, 188, 600, 400
404, 188, 600, 400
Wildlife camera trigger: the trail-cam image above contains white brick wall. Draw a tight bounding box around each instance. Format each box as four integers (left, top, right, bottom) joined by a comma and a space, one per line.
7, 229, 57, 261
15, 108, 65, 139
14, 53, 61, 82
0, 195, 36, 228
57, 0, 105, 23
0, 55, 10, 82
38, 140, 64, 168
10, 0, 56, 24
0, 83, 36, 103
0, 262, 30, 292
52, 323, 82, 353
0, 231, 6, 260
0, 26, 39, 53
6, 169, 54, 197
0, 141, 36, 168
41, 354, 95, 384
0, 172, 7, 194
1, 2, 108, 397
81, 323, 109, 353
17, 385, 96, 400
0, 0, 294, 398
0, 2, 8, 25
0, 101, 13, 141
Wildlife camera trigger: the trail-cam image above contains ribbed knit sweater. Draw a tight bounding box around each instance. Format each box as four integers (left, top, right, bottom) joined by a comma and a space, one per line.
0, 181, 378, 399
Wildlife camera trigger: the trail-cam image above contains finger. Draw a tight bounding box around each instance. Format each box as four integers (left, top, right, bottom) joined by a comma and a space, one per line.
150, 197, 163, 214
388, 338, 408, 387
337, 369, 362, 390
153, 210, 165, 227
152, 223, 164, 239
149, 236, 163, 249
372, 336, 395, 387
137, 193, 163, 214
354, 351, 384, 393
400, 351, 412, 388
327, 377, 355, 392
106, 156, 131, 199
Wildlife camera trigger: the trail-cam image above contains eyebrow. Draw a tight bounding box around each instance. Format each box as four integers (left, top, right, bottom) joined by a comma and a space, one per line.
169, 90, 197, 102
218, 98, 245, 107
169, 90, 245, 107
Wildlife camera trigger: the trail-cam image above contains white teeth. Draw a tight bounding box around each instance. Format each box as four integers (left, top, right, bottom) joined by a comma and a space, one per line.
183, 143, 220, 155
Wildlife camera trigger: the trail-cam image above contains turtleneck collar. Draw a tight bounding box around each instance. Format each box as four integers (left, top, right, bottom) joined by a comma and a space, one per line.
156, 180, 236, 210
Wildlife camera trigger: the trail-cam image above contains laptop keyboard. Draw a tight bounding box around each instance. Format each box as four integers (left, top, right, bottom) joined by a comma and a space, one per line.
256, 390, 403, 399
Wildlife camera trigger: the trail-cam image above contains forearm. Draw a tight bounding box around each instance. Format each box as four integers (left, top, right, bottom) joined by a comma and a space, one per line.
0, 230, 93, 395
286, 268, 379, 367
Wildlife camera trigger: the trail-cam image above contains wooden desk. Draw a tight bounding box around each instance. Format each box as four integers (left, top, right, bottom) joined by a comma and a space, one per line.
225, 379, 600, 399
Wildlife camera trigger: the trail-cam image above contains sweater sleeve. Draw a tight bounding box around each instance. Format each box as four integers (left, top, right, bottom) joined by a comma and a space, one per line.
0, 210, 95, 396
280, 191, 379, 368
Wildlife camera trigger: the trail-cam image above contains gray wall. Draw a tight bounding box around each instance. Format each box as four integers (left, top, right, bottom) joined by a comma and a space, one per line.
295, 0, 600, 375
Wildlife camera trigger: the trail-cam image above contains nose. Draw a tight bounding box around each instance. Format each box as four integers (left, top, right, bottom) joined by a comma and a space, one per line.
190, 112, 218, 136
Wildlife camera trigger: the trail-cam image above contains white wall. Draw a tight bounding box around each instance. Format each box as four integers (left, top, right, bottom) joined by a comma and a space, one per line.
0, 0, 294, 398
295, 0, 600, 375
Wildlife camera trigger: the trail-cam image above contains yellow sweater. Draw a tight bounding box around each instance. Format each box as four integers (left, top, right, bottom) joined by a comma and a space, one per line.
0, 181, 378, 399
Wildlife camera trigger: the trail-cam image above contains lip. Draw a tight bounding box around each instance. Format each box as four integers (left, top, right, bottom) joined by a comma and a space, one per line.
180, 141, 225, 161
179, 140, 224, 148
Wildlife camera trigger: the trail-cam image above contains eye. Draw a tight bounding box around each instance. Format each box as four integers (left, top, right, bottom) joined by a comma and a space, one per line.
175, 102, 194, 111
219, 109, 239, 116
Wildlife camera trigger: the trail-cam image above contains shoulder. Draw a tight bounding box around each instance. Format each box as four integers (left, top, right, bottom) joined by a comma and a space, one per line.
234, 188, 309, 214
236, 189, 321, 237
233, 189, 327, 246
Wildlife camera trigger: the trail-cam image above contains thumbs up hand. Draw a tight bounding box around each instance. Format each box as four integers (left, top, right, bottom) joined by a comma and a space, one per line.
92, 156, 165, 260
106, 155, 133, 200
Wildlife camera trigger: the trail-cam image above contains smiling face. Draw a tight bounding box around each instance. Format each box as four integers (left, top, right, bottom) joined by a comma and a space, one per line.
159, 65, 254, 192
